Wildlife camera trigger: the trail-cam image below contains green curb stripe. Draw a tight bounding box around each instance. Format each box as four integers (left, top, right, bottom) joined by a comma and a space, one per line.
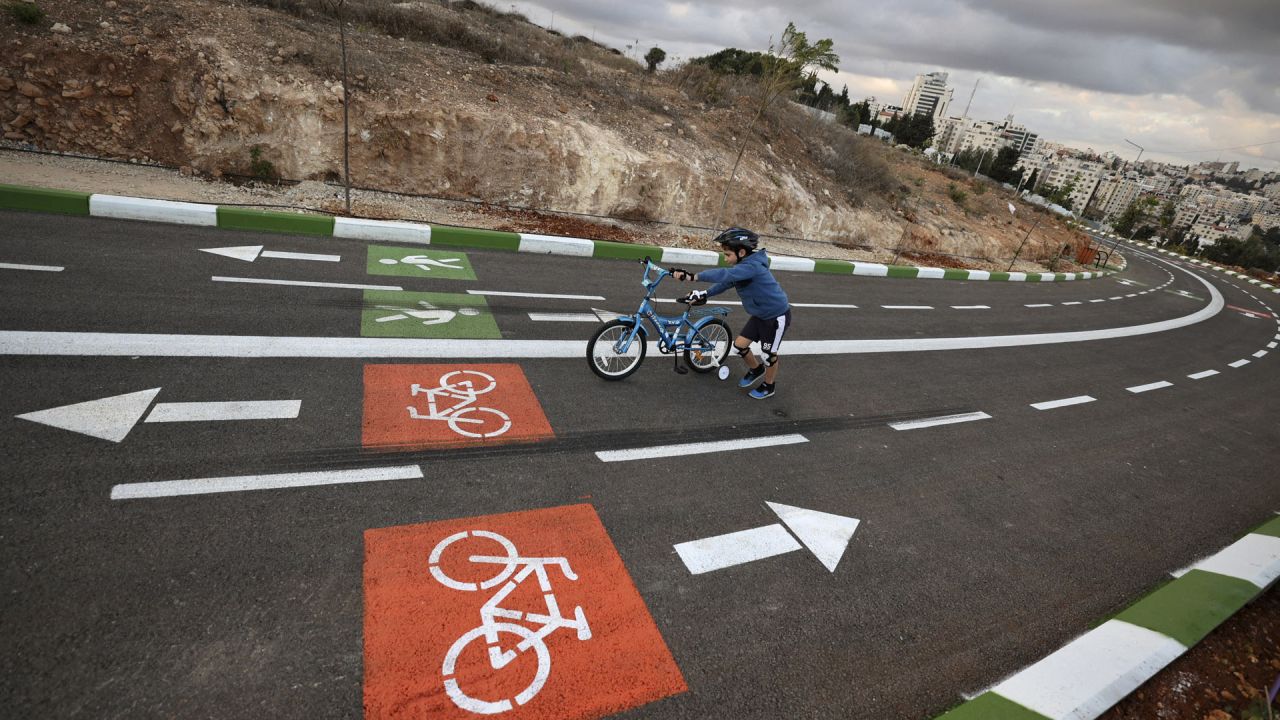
813, 259, 854, 274
1025, 273, 1043, 282
943, 269, 969, 280
217, 206, 334, 236
1253, 516, 1280, 538
592, 240, 658, 261
1114, 569, 1260, 648
886, 265, 919, 279
0, 183, 90, 215
934, 692, 1050, 720
428, 225, 520, 251
988, 272, 1011, 281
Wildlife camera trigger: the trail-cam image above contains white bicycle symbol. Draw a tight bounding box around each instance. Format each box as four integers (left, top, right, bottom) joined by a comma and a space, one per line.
407, 370, 512, 439
430, 530, 592, 714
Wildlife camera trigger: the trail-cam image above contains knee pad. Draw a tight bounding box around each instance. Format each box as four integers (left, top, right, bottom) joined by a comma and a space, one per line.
764, 352, 779, 367
735, 344, 752, 358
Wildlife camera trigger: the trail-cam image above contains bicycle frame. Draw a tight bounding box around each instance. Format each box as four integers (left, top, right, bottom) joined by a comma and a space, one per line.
612, 259, 729, 356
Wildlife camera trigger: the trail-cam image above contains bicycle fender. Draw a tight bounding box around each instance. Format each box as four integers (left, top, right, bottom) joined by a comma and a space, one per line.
618, 316, 649, 338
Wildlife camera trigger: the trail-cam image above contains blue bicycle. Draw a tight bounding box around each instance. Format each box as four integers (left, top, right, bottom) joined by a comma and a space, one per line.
587, 257, 733, 381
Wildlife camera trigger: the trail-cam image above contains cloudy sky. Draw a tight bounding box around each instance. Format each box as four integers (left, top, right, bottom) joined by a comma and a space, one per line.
509, 0, 1280, 171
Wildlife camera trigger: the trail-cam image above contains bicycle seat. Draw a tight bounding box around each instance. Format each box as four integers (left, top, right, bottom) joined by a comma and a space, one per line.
689, 306, 731, 317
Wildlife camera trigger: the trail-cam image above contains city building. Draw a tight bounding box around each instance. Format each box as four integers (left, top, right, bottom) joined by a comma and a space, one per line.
901, 72, 954, 124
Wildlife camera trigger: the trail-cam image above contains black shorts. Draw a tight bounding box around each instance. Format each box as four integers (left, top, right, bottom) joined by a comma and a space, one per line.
741, 309, 792, 356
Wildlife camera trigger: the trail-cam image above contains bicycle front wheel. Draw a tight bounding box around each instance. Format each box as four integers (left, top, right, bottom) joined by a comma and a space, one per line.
587, 320, 646, 380
685, 319, 731, 373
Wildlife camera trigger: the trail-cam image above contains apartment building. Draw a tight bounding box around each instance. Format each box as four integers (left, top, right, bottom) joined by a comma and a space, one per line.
901, 72, 954, 123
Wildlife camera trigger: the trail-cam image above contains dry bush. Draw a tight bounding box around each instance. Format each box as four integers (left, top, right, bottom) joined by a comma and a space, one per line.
789, 111, 895, 204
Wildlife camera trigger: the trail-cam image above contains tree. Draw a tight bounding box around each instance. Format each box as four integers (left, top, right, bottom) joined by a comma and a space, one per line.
892, 111, 935, 149
987, 146, 1021, 184
644, 46, 666, 73
713, 22, 839, 227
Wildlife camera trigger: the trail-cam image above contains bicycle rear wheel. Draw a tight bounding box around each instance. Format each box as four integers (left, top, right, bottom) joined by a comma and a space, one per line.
685, 319, 731, 372
587, 320, 646, 380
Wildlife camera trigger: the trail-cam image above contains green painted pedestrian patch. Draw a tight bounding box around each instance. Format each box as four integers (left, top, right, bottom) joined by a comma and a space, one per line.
361, 290, 499, 339
366, 245, 476, 281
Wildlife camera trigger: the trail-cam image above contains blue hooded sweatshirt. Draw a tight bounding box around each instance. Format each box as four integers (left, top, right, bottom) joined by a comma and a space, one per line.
698, 250, 790, 320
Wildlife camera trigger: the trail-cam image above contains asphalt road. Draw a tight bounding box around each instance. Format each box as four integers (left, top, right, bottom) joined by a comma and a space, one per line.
2, 210, 1278, 719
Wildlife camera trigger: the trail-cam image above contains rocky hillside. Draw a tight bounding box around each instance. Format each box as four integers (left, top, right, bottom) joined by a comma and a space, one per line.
0, 0, 1090, 270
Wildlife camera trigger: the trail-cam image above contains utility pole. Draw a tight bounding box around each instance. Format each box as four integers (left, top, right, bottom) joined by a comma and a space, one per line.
1124, 138, 1145, 168
962, 78, 979, 119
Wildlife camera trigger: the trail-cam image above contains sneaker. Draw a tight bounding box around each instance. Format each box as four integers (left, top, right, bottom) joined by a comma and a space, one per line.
749, 382, 775, 400
738, 365, 765, 389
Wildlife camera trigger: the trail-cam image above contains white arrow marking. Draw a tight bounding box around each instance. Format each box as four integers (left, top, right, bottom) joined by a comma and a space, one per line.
201, 245, 340, 262
16, 390, 300, 442
766, 502, 861, 572
16, 388, 160, 442
673, 502, 859, 574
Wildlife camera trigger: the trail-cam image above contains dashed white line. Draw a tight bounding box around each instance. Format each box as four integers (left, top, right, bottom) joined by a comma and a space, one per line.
110, 464, 424, 499
1268, 342, 1277, 349
1108, 297, 1124, 301
1089, 299, 1106, 303
1124, 294, 1137, 298
1025, 303, 1054, 308
0, 262, 64, 272
468, 290, 606, 300
1062, 301, 1083, 306
1127, 381, 1173, 394
1253, 350, 1268, 358
889, 412, 991, 431
1031, 396, 1096, 410
1187, 370, 1219, 380
1229, 359, 1251, 368
951, 305, 990, 310
595, 434, 809, 462
882, 305, 934, 310
212, 276, 402, 291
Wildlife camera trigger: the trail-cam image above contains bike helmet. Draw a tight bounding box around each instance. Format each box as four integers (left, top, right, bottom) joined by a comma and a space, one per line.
714, 227, 759, 253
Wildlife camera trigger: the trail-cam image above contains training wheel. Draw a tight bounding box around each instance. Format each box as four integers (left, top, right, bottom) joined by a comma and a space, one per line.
717, 366, 731, 381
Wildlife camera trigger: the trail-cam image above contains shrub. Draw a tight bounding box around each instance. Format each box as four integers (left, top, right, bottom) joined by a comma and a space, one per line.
8, 2, 45, 24
947, 183, 967, 205
249, 145, 279, 181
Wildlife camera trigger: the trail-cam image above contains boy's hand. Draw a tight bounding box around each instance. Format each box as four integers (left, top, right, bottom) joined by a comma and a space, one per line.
670, 268, 694, 281
682, 290, 708, 305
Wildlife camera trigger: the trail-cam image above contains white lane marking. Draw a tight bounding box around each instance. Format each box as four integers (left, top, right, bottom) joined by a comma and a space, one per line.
1025, 303, 1053, 308
991, 620, 1186, 720
1062, 301, 1083, 305
1109, 296, 1124, 301
1253, 350, 1268, 358
110, 465, 424, 500
1127, 381, 1173, 393
260, 250, 341, 262
1031, 396, 1095, 410
1229, 359, 1251, 368
0, 262, 65, 272
528, 312, 601, 323
674, 525, 801, 574
143, 400, 301, 423
212, 276, 401, 291
951, 305, 990, 310
889, 412, 991, 431
882, 305, 934, 310
657, 298, 859, 309
1089, 299, 1106, 303
0, 263, 1227, 359
1268, 342, 1277, 349
1187, 370, 1219, 379
596, 434, 808, 462
467, 290, 606, 300
1125, 294, 1137, 298
1188, 533, 1280, 589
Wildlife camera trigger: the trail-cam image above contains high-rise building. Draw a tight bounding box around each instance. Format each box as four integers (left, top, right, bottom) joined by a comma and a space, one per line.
901, 72, 953, 122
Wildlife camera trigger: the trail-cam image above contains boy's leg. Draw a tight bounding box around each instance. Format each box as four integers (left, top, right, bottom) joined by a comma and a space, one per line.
735, 336, 760, 369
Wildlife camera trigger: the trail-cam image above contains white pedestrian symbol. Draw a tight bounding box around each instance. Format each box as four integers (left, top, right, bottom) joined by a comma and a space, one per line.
380, 255, 465, 272
375, 300, 481, 326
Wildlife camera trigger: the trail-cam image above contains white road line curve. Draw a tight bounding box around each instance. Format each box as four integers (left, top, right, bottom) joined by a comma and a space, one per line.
0, 251, 1225, 358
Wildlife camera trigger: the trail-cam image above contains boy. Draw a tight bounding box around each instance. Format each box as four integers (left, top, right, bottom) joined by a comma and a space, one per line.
672, 227, 792, 399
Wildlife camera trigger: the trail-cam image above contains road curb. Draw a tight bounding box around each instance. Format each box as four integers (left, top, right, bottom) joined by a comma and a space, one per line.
935, 515, 1280, 720
1078, 223, 1279, 294
0, 182, 1114, 283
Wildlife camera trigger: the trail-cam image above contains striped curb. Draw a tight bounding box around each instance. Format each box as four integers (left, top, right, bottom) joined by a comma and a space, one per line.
0, 183, 1111, 283
1072, 221, 1277, 294
934, 515, 1280, 720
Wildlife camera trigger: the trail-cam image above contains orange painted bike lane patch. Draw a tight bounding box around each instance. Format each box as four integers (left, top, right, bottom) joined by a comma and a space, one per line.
364, 504, 686, 719
363, 364, 554, 451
